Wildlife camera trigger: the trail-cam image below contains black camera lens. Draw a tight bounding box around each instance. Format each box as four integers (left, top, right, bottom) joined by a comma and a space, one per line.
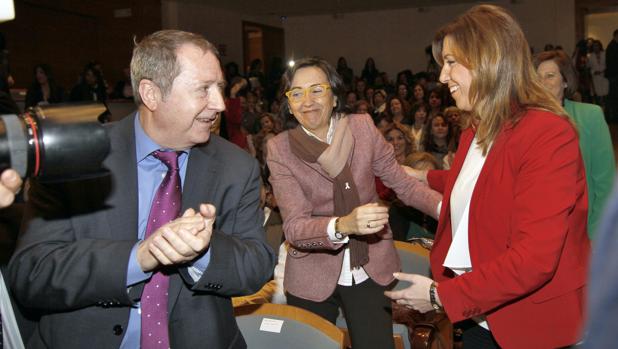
0, 103, 110, 181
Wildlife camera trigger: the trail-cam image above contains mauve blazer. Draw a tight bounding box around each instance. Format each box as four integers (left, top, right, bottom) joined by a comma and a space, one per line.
428, 109, 590, 349
267, 114, 441, 302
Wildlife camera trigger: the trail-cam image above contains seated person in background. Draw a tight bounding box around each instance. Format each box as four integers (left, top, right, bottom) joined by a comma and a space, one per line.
232, 171, 283, 307
403, 152, 440, 239
422, 113, 456, 169
354, 99, 370, 115
70, 63, 107, 103
24, 64, 64, 109
111, 67, 134, 100
376, 124, 416, 241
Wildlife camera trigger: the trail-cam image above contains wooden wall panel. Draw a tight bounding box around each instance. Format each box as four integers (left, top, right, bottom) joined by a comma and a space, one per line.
0, 0, 161, 93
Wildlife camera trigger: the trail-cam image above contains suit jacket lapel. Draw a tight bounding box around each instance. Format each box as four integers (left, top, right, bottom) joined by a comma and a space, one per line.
168, 139, 221, 312
104, 114, 139, 241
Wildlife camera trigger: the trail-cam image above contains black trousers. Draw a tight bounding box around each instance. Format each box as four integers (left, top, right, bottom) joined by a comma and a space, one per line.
458, 319, 501, 349
286, 278, 395, 349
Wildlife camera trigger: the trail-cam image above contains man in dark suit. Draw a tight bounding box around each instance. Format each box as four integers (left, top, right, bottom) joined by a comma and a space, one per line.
8, 30, 274, 348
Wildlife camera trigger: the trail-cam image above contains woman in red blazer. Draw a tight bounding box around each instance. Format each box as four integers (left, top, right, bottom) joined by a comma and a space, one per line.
386, 5, 590, 349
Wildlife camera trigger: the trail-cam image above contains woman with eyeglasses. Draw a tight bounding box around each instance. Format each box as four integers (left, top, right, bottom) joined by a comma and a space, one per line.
266, 57, 441, 349
385, 5, 589, 348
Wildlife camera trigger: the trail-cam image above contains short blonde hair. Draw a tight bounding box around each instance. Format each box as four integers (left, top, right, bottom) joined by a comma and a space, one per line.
404, 152, 439, 170
432, 5, 566, 153
131, 30, 218, 105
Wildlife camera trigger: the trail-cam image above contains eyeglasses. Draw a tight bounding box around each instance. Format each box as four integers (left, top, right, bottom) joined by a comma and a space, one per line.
285, 83, 331, 103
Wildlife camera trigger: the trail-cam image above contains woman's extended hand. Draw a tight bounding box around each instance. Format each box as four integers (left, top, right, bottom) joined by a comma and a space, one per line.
338, 202, 389, 235
384, 273, 437, 313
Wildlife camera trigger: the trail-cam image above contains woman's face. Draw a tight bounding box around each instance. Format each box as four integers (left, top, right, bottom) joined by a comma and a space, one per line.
536, 60, 564, 101
288, 66, 336, 136
270, 100, 280, 114
346, 92, 357, 106
85, 69, 97, 86
356, 80, 366, 93
36, 67, 48, 85
429, 92, 442, 109
431, 116, 449, 140
413, 84, 424, 101
373, 92, 385, 107
447, 111, 460, 124
385, 128, 407, 158
390, 99, 403, 115
439, 36, 473, 111
377, 118, 391, 133
260, 116, 274, 133
356, 102, 369, 114
414, 107, 427, 124
398, 85, 408, 99
365, 88, 374, 101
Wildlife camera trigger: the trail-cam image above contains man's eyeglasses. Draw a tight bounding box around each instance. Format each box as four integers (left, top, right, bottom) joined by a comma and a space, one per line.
285, 83, 331, 103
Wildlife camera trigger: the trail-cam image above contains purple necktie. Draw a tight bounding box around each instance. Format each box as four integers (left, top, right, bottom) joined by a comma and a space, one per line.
141, 150, 182, 349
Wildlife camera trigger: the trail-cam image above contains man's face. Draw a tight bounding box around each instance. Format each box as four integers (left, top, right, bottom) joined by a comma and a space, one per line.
148, 44, 225, 150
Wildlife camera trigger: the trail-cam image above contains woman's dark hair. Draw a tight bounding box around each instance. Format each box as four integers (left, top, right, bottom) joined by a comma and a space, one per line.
32, 64, 55, 85
279, 57, 346, 117
410, 101, 429, 118
423, 113, 454, 153
397, 69, 414, 86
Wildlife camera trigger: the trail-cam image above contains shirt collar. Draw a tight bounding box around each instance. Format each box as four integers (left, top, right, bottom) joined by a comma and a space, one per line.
300, 117, 337, 145
134, 113, 187, 162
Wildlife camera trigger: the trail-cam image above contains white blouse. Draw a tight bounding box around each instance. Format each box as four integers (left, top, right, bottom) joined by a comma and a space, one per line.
444, 136, 490, 329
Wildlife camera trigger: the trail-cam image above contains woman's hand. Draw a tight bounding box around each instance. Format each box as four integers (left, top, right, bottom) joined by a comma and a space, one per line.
338, 202, 388, 235
384, 273, 437, 313
402, 165, 428, 183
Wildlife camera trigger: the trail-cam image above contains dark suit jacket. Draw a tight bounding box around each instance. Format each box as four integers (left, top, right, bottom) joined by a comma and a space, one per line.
8, 114, 275, 348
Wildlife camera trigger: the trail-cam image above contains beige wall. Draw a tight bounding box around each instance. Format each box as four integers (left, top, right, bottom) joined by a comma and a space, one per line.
162, 0, 576, 79
162, 1, 281, 67
586, 11, 618, 49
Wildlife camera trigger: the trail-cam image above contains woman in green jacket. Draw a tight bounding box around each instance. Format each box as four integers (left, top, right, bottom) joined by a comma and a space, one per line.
535, 49, 616, 239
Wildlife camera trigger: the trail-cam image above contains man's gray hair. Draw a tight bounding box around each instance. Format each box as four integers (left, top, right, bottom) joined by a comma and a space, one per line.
130, 30, 218, 105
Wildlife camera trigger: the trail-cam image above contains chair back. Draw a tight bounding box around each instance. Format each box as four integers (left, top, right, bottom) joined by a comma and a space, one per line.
392, 241, 431, 291
235, 303, 345, 349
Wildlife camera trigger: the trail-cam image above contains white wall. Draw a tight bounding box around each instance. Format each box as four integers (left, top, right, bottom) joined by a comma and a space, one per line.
586, 11, 618, 49
282, 0, 575, 78
161, 1, 282, 66
162, 0, 576, 79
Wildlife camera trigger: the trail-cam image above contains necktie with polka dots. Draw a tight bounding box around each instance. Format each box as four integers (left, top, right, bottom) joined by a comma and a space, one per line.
141, 150, 182, 349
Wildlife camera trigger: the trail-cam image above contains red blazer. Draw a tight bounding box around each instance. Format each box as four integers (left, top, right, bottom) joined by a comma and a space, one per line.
267, 114, 441, 302
427, 109, 590, 349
